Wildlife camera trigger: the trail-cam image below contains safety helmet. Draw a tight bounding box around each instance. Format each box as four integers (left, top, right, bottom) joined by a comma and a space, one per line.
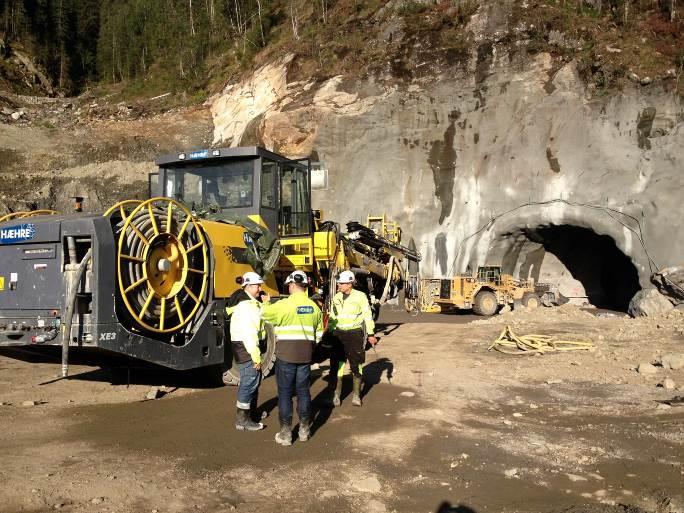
241, 271, 264, 286
337, 270, 355, 284
284, 270, 308, 285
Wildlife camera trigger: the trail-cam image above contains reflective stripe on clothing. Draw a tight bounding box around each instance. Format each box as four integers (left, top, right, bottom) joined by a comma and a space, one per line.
262, 291, 323, 364
329, 289, 375, 333
228, 296, 265, 364
272, 324, 324, 341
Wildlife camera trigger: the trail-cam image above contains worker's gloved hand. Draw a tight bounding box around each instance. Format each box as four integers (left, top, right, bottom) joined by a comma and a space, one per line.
254, 362, 262, 371
368, 336, 378, 346
260, 292, 271, 303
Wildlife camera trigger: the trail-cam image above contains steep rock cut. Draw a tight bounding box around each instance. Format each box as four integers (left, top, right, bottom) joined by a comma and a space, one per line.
209, 6, 684, 308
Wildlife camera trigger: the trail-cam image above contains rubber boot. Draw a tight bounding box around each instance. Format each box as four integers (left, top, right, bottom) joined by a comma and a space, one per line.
299, 417, 312, 442
352, 375, 362, 407
331, 379, 342, 407
235, 408, 264, 431
275, 422, 292, 446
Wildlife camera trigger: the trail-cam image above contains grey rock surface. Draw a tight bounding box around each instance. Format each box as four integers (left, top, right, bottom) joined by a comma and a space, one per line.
210, 5, 684, 312
652, 266, 684, 305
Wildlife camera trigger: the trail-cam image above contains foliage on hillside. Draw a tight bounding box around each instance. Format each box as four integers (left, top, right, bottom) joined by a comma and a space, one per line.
0, 0, 681, 101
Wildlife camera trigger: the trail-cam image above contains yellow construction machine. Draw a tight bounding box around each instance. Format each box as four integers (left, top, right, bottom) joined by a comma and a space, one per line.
0, 147, 420, 384
412, 266, 539, 316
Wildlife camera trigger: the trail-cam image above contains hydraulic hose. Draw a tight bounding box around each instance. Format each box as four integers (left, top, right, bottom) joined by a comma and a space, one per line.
115, 199, 208, 334
62, 248, 92, 378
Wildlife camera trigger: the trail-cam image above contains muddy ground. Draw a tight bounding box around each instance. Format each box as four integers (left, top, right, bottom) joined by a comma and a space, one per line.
1, 305, 683, 513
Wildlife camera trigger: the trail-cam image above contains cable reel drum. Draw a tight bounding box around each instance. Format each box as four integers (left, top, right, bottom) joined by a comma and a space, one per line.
108, 198, 210, 338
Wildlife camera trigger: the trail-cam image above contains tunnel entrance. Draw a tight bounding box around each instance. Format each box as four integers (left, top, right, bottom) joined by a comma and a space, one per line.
501, 225, 641, 311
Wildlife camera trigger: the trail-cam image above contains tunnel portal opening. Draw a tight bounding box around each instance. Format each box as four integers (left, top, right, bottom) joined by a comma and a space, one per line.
502, 225, 641, 312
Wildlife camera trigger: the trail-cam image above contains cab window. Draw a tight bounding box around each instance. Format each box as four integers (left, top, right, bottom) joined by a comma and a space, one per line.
261, 159, 277, 209
280, 165, 310, 236
163, 162, 254, 209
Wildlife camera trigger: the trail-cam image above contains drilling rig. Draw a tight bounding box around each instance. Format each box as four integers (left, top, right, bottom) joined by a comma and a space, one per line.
0, 147, 420, 384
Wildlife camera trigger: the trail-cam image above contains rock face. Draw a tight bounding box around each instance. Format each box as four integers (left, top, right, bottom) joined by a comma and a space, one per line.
652, 266, 684, 305
0, 108, 213, 214
210, 4, 684, 312
628, 289, 674, 317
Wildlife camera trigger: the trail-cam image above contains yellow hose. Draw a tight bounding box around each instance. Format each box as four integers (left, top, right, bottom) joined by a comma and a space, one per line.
489, 325, 594, 355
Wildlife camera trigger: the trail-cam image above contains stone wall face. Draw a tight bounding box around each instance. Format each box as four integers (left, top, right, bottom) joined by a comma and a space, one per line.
210, 8, 684, 298
211, 50, 684, 291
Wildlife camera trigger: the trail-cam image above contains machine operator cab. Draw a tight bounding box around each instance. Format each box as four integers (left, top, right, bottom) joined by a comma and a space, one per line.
153, 147, 312, 239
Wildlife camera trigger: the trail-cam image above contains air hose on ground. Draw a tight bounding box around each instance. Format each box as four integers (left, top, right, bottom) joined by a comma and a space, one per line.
489, 325, 594, 355
62, 248, 92, 378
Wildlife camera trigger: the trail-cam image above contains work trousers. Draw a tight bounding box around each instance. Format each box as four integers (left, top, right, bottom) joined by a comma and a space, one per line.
236, 361, 261, 410
331, 328, 365, 379
275, 359, 312, 425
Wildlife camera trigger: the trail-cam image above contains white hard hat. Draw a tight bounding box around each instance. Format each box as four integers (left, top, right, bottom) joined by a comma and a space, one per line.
337, 270, 355, 284
285, 270, 308, 285
241, 271, 264, 286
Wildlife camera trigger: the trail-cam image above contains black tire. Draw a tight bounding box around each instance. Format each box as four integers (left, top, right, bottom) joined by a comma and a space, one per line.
222, 323, 276, 386
521, 292, 540, 309
372, 303, 381, 322
472, 290, 498, 316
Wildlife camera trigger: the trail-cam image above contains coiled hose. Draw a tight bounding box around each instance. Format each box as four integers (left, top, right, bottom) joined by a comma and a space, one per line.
115, 199, 208, 334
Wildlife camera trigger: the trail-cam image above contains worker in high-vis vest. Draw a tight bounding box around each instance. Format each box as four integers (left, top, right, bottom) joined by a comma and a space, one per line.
262, 270, 323, 446
227, 271, 268, 432
328, 270, 378, 407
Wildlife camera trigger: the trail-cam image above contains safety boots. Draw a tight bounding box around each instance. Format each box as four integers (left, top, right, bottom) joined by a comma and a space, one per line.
352, 375, 362, 407
275, 422, 292, 446
235, 408, 264, 431
298, 418, 312, 442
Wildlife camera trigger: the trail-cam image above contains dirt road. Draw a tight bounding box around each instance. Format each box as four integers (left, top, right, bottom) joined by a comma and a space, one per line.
1, 305, 683, 513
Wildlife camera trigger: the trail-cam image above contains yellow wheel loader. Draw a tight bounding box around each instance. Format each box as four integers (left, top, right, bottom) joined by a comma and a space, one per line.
416, 266, 539, 317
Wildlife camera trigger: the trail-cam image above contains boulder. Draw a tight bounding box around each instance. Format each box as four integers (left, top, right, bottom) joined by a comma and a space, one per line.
651, 266, 684, 305
637, 363, 657, 375
628, 289, 674, 317
662, 378, 676, 390
660, 353, 684, 371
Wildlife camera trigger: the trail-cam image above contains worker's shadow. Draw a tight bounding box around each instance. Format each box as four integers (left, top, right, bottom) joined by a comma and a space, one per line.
308, 356, 394, 436
361, 357, 393, 398
374, 322, 402, 336
435, 503, 477, 513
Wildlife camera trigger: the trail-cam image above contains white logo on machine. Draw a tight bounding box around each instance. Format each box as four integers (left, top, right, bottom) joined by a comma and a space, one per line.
0, 223, 36, 244
99, 332, 116, 341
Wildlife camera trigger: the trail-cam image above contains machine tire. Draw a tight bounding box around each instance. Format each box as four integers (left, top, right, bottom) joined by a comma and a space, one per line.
522, 292, 540, 309
222, 323, 277, 386
472, 290, 498, 317
371, 303, 381, 322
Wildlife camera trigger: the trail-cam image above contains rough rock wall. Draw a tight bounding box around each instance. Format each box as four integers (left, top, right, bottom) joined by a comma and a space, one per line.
0, 108, 213, 214
210, 12, 684, 298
